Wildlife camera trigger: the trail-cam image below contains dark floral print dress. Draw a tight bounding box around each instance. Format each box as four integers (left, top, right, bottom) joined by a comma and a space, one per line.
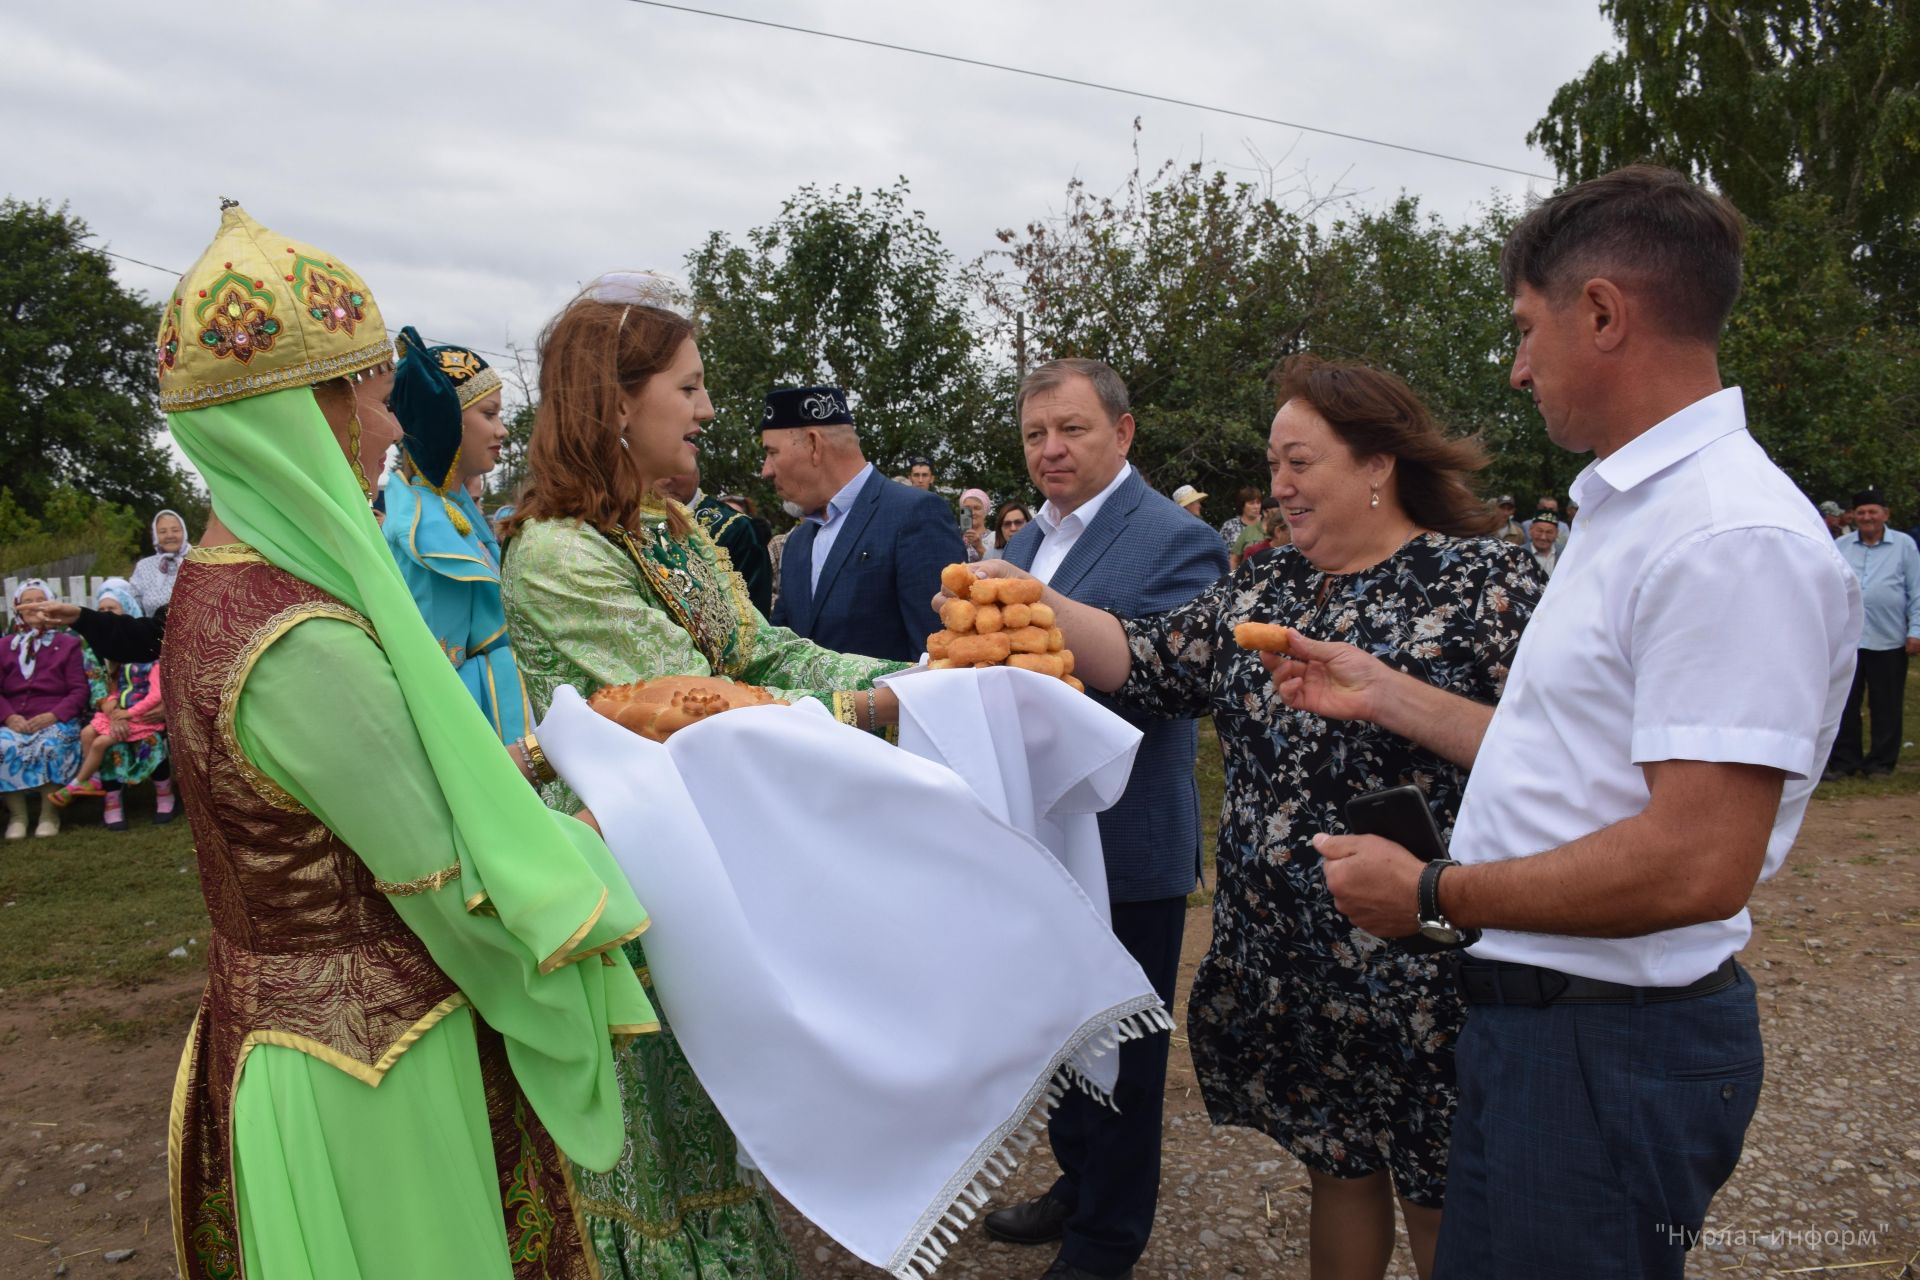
1112, 532, 1543, 1206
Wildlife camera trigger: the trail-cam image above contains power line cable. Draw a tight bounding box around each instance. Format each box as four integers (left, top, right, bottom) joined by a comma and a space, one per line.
620, 0, 1558, 182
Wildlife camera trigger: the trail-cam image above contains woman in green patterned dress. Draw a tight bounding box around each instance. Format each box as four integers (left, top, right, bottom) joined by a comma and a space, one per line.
500, 275, 904, 1278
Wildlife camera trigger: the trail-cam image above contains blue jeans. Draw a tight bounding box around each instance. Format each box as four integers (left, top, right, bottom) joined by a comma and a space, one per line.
1436, 964, 1763, 1279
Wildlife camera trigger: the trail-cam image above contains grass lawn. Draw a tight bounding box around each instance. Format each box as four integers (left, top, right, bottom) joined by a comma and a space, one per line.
0, 664, 1909, 994
0, 789, 207, 996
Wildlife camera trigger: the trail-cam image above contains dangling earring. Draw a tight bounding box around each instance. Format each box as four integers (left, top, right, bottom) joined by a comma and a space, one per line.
346, 412, 374, 502
1369, 485, 1381, 510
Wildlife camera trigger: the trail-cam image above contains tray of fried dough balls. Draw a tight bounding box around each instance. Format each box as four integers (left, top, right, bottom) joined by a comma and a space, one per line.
929, 565, 1083, 692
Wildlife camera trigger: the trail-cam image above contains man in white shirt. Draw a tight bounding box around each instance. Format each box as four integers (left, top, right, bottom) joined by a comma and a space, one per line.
1826, 487, 1920, 776
1268, 166, 1861, 1278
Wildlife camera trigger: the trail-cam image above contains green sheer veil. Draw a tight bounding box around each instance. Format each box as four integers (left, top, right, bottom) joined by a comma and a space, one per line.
171, 386, 656, 1167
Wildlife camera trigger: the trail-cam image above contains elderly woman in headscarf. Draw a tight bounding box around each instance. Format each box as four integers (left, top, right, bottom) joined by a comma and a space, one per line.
380, 327, 530, 742
47, 578, 172, 830
2, 580, 90, 839
154, 202, 654, 1280
129, 508, 194, 614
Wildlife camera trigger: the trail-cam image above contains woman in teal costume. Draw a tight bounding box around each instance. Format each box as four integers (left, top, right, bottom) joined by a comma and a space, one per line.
383, 326, 530, 741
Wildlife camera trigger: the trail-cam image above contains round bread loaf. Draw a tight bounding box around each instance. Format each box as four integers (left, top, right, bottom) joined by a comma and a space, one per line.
588, 676, 783, 743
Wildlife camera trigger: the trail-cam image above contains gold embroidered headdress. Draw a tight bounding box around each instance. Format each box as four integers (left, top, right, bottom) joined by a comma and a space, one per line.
156, 201, 393, 411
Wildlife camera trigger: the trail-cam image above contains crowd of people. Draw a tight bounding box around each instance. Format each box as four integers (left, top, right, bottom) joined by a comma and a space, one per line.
2, 511, 192, 837
0, 162, 1911, 1280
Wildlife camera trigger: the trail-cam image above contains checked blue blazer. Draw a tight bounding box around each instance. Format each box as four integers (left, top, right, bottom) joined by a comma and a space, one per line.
1003, 468, 1230, 903
772, 468, 965, 663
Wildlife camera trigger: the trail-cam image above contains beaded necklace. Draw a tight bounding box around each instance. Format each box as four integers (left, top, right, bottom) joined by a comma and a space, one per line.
606, 500, 759, 677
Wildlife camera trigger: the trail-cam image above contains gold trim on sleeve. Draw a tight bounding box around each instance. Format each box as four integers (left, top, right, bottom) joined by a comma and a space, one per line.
565, 914, 649, 966
538, 887, 609, 975
374, 861, 462, 896
219, 601, 381, 813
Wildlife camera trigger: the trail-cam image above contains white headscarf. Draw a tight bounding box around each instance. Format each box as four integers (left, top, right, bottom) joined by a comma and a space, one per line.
149, 509, 194, 572
8, 579, 56, 680
129, 509, 194, 613
94, 576, 145, 619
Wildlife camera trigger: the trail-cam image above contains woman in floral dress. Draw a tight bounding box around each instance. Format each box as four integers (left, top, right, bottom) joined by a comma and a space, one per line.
961, 356, 1544, 1280
501, 275, 903, 1279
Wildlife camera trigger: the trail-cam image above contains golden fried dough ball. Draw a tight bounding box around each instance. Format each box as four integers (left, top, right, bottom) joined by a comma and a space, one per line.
1061, 648, 1075, 675
969, 578, 1003, 605
1063, 674, 1085, 693
927, 630, 952, 659
974, 604, 1005, 634
1009, 652, 1067, 678
1028, 602, 1055, 628
948, 632, 1012, 665
1047, 627, 1065, 652
1001, 602, 1032, 630
1232, 622, 1292, 653
998, 578, 1044, 606
941, 564, 975, 597
940, 598, 978, 633
929, 658, 956, 670
1008, 625, 1050, 654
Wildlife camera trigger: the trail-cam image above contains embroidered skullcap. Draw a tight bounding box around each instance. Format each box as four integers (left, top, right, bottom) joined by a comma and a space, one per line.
156, 201, 392, 411
763, 386, 854, 431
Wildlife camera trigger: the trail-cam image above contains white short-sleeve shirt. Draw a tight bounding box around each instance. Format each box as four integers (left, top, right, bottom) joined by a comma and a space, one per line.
1450, 388, 1862, 985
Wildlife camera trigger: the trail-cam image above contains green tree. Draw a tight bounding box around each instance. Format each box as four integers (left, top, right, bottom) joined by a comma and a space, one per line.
0, 199, 201, 520
1530, 0, 1920, 312
984, 145, 1546, 520
686, 181, 1006, 511
1304, 198, 1578, 504
0, 485, 147, 580
1723, 192, 1920, 505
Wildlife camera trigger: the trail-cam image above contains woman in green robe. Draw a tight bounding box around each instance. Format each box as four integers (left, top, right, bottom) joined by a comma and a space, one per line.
501, 275, 904, 1278
158, 205, 656, 1280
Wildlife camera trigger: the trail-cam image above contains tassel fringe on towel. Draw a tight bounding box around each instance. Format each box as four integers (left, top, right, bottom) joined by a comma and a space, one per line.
887, 998, 1175, 1280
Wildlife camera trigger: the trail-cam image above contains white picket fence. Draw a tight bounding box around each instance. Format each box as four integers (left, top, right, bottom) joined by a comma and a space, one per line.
4, 575, 125, 608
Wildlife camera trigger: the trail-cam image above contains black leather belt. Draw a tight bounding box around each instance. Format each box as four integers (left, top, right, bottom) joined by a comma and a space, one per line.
1454, 955, 1739, 1007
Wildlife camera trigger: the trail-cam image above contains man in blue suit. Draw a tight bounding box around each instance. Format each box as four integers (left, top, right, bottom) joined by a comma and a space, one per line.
761, 385, 962, 662
983, 359, 1229, 1280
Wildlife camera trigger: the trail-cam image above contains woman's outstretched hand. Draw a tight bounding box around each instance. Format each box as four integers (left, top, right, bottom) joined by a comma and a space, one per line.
18, 600, 79, 629
1263, 631, 1396, 725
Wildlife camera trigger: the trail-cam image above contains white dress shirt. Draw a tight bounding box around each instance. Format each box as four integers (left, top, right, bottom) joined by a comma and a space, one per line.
1451, 388, 1862, 985
806, 463, 874, 592
1029, 463, 1133, 585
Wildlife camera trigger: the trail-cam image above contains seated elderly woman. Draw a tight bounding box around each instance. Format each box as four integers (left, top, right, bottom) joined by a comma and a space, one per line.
48, 578, 173, 830
957, 355, 1544, 1280
2, 580, 91, 839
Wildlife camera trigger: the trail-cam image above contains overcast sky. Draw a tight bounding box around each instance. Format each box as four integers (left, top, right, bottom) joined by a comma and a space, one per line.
5, 0, 1613, 388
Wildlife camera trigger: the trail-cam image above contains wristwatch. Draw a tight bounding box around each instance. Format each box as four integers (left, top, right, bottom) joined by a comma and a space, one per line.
1416, 858, 1465, 945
